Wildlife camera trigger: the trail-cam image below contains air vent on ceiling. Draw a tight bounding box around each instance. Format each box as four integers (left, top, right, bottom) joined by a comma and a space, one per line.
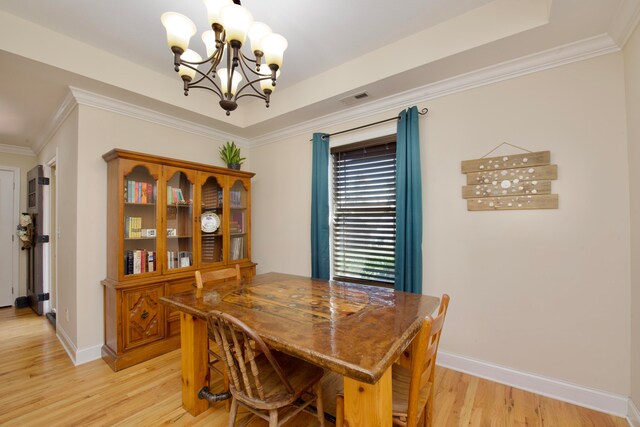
340, 91, 370, 106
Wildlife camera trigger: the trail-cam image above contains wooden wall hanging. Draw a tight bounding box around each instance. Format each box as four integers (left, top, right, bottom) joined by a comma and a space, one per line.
461, 148, 558, 211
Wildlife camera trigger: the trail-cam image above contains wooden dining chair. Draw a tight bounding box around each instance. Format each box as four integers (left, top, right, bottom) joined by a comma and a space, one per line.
207, 310, 325, 427
194, 264, 242, 290
194, 265, 242, 408
336, 294, 450, 427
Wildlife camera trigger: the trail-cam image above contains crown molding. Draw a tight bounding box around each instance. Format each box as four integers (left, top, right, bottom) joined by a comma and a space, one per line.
32, 90, 77, 156
68, 87, 249, 147
33, 87, 249, 155
249, 34, 619, 148
609, 0, 640, 48
0, 143, 35, 156
32, 33, 621, 154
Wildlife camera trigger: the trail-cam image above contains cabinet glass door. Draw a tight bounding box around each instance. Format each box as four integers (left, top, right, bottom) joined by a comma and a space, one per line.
165, 168, 195, 271
229, 179, 249, 261
199, 175, 224, 266
123, 165, 158, 277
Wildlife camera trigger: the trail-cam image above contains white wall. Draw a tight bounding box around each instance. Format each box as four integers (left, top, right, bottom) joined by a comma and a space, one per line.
251, 53, 631, 396
0, 152, 36, 297
624, 22, 640, 410
38, 107, 79, 346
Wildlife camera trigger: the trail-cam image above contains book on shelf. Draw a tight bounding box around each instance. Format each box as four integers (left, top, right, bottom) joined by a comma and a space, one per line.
167, 185, 187, 205
124, 249, 156, 275
125, 216, 142, 238
167, 250, 188, 269
125, 180, 155, 203
230, 236, 244, 260
230, 189, 242, 208
230, 211, 244, 234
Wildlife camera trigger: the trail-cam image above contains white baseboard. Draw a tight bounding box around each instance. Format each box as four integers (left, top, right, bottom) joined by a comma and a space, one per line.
56, 325, 78, 365
629, 398, 640, 426
56, 326, 102, 366
75, 343, 103, 365
437, 350, 629, 418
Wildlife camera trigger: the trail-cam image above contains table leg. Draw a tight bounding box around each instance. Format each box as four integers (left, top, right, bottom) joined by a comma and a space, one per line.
180, 312, 209, 416
343, 368, 392, 426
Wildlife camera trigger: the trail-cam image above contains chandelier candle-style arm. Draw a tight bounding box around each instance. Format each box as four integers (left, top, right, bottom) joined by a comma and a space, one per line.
161, 0, 287, 116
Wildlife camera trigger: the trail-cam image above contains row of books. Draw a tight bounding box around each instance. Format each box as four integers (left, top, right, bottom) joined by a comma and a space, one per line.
124, 250, 156, 275
167, 251, 192, 269
125, 216, 142, 238
230, 211, 244, 234
230, 190, 243, 208
230, 237, 244, 260
125, 180, 155, 204
167, 185, 188, 205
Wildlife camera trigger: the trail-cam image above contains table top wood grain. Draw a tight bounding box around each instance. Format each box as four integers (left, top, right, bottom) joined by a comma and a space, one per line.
160, 272, 440, 384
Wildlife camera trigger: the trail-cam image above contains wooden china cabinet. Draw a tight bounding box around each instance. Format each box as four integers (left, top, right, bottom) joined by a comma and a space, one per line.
101, 149, 255, 371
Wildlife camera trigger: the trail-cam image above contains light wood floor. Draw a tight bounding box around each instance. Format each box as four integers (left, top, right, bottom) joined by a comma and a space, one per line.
0, 307, 628, 426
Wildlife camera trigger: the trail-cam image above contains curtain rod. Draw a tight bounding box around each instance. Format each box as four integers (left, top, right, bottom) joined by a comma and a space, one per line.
309, 107, 428, 141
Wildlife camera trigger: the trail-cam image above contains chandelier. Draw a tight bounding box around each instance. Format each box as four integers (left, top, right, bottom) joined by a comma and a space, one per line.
161, 0, 288, 116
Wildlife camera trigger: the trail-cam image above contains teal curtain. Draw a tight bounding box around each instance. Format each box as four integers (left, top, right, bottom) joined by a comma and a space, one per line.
311, 133, 330, 279
395, 107, 423, 293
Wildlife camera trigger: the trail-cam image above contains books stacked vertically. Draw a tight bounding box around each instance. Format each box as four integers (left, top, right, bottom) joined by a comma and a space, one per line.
230, 211, 244, 234
230, 189, 242, 208
230, 237, 244, 260
167, 185, 186, 204
124, 180, 155, 203
124, 249, 156, 274
125, 217, 142, 238
167, 250, 192, 269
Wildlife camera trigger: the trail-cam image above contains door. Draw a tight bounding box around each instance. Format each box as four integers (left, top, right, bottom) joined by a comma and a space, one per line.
27, 165, 46, 315
0, 169, 16, 307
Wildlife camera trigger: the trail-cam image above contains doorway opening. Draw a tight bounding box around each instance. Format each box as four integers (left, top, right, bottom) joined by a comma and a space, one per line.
0, 166, 19, 307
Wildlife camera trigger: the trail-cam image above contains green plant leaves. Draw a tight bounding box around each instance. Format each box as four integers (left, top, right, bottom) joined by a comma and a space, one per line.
219, 141, 246, 165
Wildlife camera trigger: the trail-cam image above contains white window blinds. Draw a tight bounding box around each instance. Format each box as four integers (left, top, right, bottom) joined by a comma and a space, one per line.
331, 137, 396, 285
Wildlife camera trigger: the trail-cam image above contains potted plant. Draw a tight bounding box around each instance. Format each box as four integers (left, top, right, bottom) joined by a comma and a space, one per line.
219, 141, 246, 170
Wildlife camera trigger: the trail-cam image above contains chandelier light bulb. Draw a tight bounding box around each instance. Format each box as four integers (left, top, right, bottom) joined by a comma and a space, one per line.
220, 4, 254, 45
261, 33, 288, 68
218, 68, 243, 96
178, 50, 202, 80
203, 0, 233, 27
201, 30, 218, 58
161, 12, 197, 52
248, 22, 272, 54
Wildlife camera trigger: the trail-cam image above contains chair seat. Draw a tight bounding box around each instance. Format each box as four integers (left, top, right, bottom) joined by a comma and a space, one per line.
231, 350, 324, 411
391, 364, 432, 421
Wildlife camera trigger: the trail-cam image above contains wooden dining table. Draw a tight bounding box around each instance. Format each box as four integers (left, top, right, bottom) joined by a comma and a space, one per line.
159, 272, 440, 426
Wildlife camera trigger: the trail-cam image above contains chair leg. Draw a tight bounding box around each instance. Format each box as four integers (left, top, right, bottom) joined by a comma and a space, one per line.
425, 389, 434, 427
336, 395, 344, 427
314, 382, 325, 427
228, 397, 238, 427
269, 409, 278, 427
224, 370, 231, 411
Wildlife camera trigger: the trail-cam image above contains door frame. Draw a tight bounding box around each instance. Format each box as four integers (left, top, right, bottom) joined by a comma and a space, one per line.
43, 155, 57, 316
0, 166, 20, 305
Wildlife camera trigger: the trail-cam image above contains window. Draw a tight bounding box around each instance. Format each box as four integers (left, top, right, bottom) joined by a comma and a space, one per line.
331, 135, 396, 286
